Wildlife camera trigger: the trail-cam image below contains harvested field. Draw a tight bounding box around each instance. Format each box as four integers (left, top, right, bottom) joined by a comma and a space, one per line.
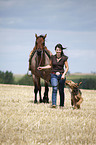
0, 84, 96, 145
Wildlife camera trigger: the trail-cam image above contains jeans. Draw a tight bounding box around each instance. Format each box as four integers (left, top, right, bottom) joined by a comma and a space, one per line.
51, 73, 66, 106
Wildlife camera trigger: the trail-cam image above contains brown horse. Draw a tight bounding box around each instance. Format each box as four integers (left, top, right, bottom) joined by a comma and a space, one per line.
29, 34, 52, 103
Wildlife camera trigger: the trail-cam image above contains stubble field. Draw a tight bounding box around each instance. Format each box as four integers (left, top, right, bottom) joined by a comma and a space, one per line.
0, 84, 96, 145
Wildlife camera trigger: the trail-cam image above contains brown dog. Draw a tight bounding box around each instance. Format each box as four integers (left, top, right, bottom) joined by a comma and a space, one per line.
65, 80, 83, 109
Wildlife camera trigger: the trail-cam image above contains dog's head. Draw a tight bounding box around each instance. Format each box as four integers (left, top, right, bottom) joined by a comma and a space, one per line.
65, 80, 82, 93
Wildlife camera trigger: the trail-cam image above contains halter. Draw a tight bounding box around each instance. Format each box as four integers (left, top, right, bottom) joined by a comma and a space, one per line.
35, 35, 45, 67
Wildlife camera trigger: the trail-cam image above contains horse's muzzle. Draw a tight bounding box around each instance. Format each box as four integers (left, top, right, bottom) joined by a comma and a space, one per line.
37, 49, 42, 55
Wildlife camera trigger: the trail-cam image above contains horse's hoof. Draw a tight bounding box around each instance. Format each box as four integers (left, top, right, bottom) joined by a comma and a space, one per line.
43, 100, 49, 103
46, 99, 49, 103
34, 100, 38, 103
47, 100, 49, 103
39, 99, 43, 103
43, 97, 49, 103
43, 98, 46, 103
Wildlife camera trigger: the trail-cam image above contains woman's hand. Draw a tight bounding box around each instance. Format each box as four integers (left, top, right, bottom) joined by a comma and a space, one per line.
37, 67, 43, 70
61, 73, 66, 79
61, 60, 69, 80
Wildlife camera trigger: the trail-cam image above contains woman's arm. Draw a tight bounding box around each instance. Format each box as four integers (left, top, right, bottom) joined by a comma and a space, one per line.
37, 60, 52, 70
37, 65, 51, 70
61, 60, 69, 79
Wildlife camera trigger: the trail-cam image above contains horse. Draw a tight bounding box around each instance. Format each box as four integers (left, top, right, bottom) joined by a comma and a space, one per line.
29, 34, 52, 103
65, 80, 83, 109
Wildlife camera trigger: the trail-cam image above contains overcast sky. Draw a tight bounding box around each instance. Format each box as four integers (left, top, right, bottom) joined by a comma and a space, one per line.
0, 0, 96, 74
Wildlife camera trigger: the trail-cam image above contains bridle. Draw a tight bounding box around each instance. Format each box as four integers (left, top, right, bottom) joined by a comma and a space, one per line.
36, 36, 45, 67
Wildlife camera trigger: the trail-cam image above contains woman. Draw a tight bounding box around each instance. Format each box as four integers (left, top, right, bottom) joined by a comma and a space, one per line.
38, 43, 69, 108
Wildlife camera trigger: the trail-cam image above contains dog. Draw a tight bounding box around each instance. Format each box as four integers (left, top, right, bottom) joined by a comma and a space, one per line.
65, 80, 83, 109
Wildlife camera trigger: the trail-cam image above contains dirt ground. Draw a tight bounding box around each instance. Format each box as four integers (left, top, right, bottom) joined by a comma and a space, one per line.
0, 84, 96, 145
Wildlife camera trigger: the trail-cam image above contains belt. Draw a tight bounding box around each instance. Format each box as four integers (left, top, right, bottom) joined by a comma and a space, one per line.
52, 72, 63, 76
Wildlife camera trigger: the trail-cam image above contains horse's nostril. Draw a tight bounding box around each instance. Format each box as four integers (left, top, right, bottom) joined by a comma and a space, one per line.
37, 48, 41, 51
37, 49, 42, 55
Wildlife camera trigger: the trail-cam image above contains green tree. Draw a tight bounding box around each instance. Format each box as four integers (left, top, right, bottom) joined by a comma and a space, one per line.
18, 74, 34, 86
4, 71, 14, 84
0, 71, 4, 83
0, 70, 14, 84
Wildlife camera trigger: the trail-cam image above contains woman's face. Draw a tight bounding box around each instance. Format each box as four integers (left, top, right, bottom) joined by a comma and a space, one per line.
55, 47, 62, 55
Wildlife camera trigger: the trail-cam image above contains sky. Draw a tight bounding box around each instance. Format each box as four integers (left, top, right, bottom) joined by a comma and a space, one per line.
0, 0, 96, 74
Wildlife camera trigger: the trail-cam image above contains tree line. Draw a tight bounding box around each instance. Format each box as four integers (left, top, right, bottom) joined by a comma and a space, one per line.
0, 71, 34, 86
0, 71, 14, 84
0, 70, 96, 90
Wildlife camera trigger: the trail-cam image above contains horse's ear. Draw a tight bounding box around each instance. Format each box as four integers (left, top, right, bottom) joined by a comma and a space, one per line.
35, 34, 38, 38
44, 34, 47, 38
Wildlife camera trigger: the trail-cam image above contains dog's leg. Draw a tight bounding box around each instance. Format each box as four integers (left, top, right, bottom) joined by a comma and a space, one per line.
71, 92, 77, 109
76, 92, 83, 109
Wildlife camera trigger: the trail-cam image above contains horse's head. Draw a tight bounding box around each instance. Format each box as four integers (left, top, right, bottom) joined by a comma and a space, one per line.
35, 34, 47, 55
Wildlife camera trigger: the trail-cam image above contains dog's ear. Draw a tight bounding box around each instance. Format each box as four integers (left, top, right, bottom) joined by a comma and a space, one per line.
78, 82, 82, 86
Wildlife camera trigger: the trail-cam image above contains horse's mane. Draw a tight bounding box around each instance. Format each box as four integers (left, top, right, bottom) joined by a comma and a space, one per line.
39, 35, 45, 38
32, 46, 48, 51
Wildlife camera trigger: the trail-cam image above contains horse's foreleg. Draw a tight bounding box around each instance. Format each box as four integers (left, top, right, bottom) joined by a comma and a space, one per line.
43, 82, 49, 103
36, 78, 42, 103
34, 84, 38, 103
33, 74, 39, 103
33, 75, 43, 103
39, 85, 42, 103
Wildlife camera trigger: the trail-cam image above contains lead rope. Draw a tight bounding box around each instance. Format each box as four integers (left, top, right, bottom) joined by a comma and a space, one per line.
36, 50, 44, 78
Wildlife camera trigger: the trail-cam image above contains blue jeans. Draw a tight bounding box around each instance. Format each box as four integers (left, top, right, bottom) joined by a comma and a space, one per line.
51, 73, 66, 106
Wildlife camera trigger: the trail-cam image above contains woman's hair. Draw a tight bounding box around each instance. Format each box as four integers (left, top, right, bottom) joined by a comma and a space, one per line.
55, 43, 66, 55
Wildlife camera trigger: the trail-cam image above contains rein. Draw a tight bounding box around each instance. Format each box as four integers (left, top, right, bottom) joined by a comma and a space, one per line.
36, 47, 48, 67
37, 50, 44, 67
36, 50, 44, 78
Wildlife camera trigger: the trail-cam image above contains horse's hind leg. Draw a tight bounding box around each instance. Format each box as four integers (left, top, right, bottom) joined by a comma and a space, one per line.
43, 82, 49, 103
